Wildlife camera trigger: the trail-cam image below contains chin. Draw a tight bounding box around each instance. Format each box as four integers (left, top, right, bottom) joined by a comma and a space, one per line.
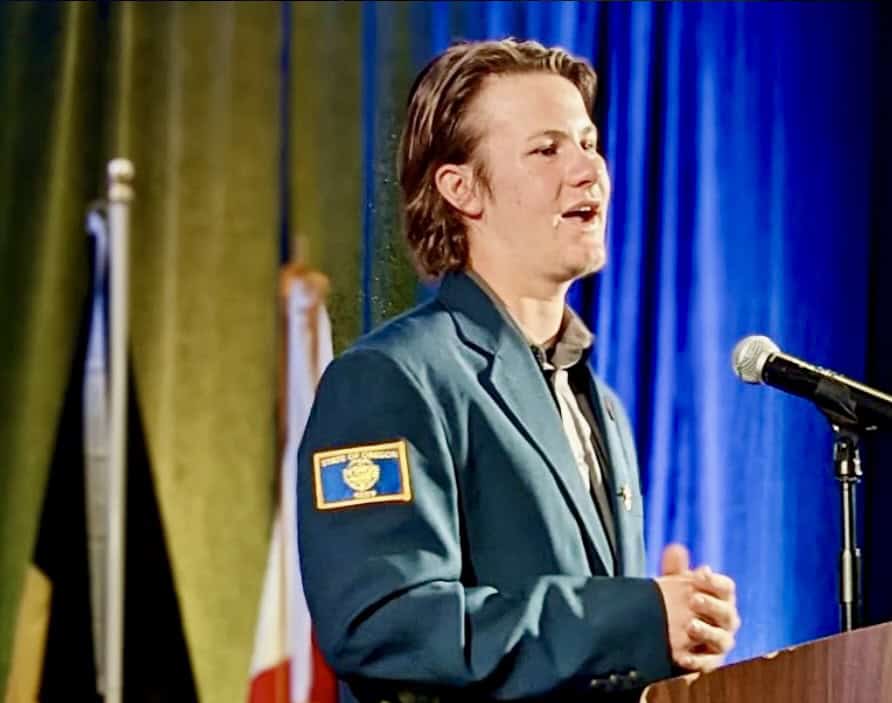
552, 260, 604, 286
590, 250, 607, 274
565, 247, 606, 280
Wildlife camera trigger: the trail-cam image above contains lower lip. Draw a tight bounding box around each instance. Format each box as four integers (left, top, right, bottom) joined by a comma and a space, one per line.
563, 216, 600, 231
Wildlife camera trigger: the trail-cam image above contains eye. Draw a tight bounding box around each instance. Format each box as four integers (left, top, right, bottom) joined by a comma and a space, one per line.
533, 144, 558, 157
581, 140, 597, 153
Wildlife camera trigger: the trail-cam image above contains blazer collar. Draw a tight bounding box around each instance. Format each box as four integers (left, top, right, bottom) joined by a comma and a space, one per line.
437, 270, 617, 576
436, 270, 522, 357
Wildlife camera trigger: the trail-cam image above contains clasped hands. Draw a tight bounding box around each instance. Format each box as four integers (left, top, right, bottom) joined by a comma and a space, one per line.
655, 544, 741, 673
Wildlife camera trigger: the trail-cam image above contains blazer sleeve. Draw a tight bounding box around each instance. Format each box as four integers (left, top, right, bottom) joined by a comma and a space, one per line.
297, 347, 673, 700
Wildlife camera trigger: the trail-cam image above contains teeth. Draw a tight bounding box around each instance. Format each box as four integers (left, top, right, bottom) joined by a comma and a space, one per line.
563, 204, 595, 216
563, 205, 595, 218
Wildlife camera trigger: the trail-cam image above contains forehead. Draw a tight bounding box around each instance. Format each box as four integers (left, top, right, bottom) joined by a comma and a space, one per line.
469, 72, 593, 137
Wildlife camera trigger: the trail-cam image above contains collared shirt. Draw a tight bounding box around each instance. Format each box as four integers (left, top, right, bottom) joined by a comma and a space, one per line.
466, 270, 618, 566
531, 309, 618, 565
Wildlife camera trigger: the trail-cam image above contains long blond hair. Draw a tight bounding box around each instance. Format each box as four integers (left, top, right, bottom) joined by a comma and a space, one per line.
398, 38, 597, 278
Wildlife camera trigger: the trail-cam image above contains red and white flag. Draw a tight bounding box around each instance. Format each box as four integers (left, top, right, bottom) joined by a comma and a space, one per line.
248, 270, 337, 703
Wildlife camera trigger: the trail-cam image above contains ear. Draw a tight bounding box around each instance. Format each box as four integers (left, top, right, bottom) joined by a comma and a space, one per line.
434, 163, 484, 218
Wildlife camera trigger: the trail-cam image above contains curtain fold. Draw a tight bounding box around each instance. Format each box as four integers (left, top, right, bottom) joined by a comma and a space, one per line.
359, 2, 419, 332
0, 2, 98, 689
2, 3, 888, 699
289, 1, 364, 352
390, 0, 880, 660
593, 1, 874, 656
2, 3, 281, 701
109, 4, 281, 701
864, 4, 892, 629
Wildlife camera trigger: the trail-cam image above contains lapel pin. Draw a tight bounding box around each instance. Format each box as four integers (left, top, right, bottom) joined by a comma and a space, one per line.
618, 483, 633, 512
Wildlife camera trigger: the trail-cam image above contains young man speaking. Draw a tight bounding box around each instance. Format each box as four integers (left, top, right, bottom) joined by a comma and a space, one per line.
296, 38, 740, 702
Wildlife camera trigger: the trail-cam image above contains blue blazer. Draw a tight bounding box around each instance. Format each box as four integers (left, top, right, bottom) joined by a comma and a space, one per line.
297, 272, 673, 701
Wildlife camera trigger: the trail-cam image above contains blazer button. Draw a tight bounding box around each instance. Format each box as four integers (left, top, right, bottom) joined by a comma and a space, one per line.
589, 679, 605, 691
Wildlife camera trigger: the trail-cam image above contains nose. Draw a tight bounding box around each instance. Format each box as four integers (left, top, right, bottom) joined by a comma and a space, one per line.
568, 147, 608, 198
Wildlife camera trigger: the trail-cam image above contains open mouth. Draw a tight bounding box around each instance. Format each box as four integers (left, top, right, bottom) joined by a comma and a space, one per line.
561, 203, 600, 224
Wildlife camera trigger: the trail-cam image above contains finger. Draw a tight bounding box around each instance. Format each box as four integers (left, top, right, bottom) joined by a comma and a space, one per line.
692, 566, 736, 603
687, 618, 735, 655
678, 652, 726, 673
661, 543, 691, 576
690, 592, 742, 633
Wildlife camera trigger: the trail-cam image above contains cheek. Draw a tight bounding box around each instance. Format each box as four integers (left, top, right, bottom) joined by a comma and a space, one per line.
489, 163, 562, 221
500, 175, 540, 213
525, 173, 563, 213
599, 161, 612, 201
487, 167, 518, 205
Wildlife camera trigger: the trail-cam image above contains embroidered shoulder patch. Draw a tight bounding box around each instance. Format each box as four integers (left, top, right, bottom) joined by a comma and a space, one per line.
313, 439, 412, 510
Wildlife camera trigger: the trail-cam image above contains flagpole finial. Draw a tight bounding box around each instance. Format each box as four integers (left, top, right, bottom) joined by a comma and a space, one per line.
108, 158, 134, 204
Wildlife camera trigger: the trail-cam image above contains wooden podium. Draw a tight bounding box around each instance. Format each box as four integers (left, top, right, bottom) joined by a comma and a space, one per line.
640, 622, 892, 703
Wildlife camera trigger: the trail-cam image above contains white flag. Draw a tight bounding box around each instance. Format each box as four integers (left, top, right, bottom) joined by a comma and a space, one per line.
248, 272, 336, 703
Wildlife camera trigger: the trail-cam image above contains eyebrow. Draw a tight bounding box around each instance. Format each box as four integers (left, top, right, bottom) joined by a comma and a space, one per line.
527, 125, 598, 142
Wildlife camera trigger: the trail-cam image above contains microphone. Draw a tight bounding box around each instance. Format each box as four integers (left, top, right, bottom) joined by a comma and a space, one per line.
731, 335, 892, 432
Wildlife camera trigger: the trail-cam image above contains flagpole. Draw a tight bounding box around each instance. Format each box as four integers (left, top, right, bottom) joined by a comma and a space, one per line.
105, 158, 134, 703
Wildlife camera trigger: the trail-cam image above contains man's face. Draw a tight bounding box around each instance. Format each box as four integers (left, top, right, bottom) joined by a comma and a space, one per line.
467, 72, 611, 285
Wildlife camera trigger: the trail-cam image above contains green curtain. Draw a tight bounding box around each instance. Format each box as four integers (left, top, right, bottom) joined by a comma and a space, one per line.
289, 1, 364, 352
1, 2, 427, 700
289, 2, 419, 349
116, 4, 280, 702
361, 2, 419, 332
0, 0, 99, 694
1, 3, 281, 702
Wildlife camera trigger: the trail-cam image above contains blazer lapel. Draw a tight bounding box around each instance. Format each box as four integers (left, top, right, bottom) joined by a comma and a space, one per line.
587, 372, 639, 576
437, 273, 616, 576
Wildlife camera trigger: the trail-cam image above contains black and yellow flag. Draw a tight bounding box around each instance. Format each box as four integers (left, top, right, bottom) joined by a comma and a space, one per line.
5, 225, 198, 702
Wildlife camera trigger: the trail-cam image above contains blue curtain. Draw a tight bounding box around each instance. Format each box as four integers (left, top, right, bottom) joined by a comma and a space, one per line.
864, 2, 892, 632
595, 2, 876, 660
361, 1, 886, 663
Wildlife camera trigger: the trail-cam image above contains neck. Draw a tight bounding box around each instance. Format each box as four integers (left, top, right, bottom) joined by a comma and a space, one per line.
468, 263, 569, 347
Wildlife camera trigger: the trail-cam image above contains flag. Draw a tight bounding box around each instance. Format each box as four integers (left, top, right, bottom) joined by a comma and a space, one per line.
248, 266, 337, 703
82, 203, 111, 695
4, 206, 198, 702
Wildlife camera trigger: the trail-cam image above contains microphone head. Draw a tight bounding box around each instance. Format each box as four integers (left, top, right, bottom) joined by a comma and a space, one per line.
732, 335, 780, 383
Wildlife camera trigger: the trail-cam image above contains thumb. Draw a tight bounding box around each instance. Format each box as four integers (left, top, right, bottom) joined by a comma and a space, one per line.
661, 543, 691, 575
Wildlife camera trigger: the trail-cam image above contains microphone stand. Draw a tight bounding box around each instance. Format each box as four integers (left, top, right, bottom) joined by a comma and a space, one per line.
812, 378, 870, 632
830, 425, 863, 632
